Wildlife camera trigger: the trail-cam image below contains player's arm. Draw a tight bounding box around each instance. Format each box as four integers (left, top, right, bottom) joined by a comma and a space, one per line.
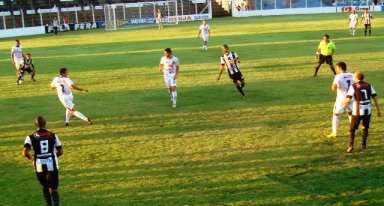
11, 52, 15, 65
23, 147, 33, 162
56, 146, 63, 157
316, 47, 321, 59
159, 63, 164, 72
208, 28, 211, 37
71, 84, 88, 92
197, 29, 201, 38
372, 96, 381, 117
331, 83, 337, 92
174, 65, 179, 80
217, 64, 225, 81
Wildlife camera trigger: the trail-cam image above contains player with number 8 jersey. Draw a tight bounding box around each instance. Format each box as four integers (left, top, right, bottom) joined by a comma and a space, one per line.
51, 68, 93, 126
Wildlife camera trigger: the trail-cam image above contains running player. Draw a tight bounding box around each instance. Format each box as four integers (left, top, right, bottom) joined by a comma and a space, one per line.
349, 10, 358, 36
341, 71, 381, 153
327, 62, 354, 138
157, 8, 163, 30
314, 34, 336, 77
19, 53, 36, 82
361, 9, 373, 36
197, 20, 210, 51
50, 68, 93, 126
11, 39, 25, 85
217, 44, 246, 99
23, 116, 63, 206
159, 48, 179, 108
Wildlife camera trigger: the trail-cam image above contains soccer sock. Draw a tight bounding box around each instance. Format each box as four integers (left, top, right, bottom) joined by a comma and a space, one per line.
73, 111, 88, 122
43, 188, 52, 206
65, 110, 71, 123
353, 29, 356, 36
365, 29, 367, 36
349, 130, 355, 147
369, 30, 371, 36
314, 66, 320, 76
172, 91, 177, 102
348, 114, 352, 123
236, 86, 245, 97
362, 128, 368, 146
17, 75, 22, 83
241, 82, 245, 88
332, 115, 339, 134
51, 191, 60, 206
349, 28, 352, 35
330, 66, 336, 75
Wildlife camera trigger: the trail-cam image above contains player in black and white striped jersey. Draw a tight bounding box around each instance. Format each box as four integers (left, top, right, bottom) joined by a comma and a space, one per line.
361, 9, 373, 36
23, 116, 63, 206
217, 44, 246, 99
341, 72, 381, 153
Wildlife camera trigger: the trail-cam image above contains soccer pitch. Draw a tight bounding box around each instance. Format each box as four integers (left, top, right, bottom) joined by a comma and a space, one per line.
1, 13, 384, 205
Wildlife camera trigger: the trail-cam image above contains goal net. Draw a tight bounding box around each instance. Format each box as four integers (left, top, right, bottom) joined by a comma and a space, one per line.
104, 0, 179, 31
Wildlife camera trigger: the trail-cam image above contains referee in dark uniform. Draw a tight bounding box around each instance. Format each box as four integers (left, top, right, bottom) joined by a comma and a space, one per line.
314, 34, 336, 77
341, 72, 381, 153
23, 116, 63, 206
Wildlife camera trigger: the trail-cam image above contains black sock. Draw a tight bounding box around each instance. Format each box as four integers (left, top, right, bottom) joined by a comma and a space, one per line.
43, 188, 52, 206
240, 82, 245, 88
349, 130, 355, 147
365, 29, 367, 36
362, 128, 368, 146
330, 66, 336, 75
51, 191, 59, 206
314, 67, 320, 76
17, 75, 22, 83
236, 86, 245, 97
369, 30, 371, 36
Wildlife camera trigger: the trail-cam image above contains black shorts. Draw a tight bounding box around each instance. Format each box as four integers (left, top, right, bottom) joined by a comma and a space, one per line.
350, 115, 371, 130
229, 72, 244, 82
36, 170, 59, 189
22, 67, 33, 73
318, 54, 333, 65
365, 24, 371, 29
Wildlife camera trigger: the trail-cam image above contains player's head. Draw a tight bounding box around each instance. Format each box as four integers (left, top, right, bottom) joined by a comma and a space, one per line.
34, 116, 46, 129
336, 62, 347, 73
352, 10, 356, 14
354, 71, 364, 82
15, 39, 20, 46
60, 68, 68, 77
364, 9, 368, 14
323, 34, 330, 42
202, 20, 206, 25
222, 44, 229, 54
164, 48, 172, 58
26, 53, 31, 58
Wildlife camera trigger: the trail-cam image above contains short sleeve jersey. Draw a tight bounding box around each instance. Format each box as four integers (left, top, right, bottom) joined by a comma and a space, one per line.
51, 77, 74, 96
24, 58, 33, 68
199, 24, 210, 36
160, 56, 179, 74
362, 13, 373, 24
347, 82, 377, 116
333, 72, 354, 102
349, 14, 359, 23
11, 46, 23, 61
318, 40, 336, 56
221, 52, 240, 75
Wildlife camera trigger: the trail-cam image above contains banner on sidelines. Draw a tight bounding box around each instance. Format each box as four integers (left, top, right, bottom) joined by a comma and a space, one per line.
339, 6, 371, 12
128, 18, 157, 25
163, 14, 211, 23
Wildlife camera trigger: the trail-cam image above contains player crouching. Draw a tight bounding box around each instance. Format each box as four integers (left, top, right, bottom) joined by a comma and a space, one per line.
217, 44, 246, 99
18, 53, 36, 83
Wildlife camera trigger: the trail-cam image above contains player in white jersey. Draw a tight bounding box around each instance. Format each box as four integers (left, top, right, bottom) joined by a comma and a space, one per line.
50, 68, 93, 126
361, 9, 373, 36
349, 10, 358, 36
197, 20, 210, 51
327, 62, 354, 138
159, 48, 179, 108
11, 39, 25, 85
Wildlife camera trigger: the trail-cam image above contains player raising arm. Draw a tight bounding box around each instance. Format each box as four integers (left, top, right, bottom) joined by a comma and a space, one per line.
197, 20, 210, 51
159, 48, 179, 108
341, 71, 381, 153
327, 62, 354, 138
314, 34, 336, 77
51, 68, 93, 126
23, 116, 63, 206
217, 44, 246, 99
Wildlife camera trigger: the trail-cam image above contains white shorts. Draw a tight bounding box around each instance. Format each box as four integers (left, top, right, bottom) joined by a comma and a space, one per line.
14, 58, 23, 69
333, 102, 352, 115
350, 22, 357, 29
202, 35, 209, 42
164, 73, 177, 88
59, 94, 75, 110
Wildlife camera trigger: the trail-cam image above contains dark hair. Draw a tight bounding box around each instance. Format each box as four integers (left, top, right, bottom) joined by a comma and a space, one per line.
336, 62, 347, 71
26, 53, 31, 56
223, 44, 229, 49
16, 39, 20, 43
323, 34, 330, 39
60, 68, 68, 75
164, 48, 172, 54
355, 71, 364, 81
35, 116, 46, 128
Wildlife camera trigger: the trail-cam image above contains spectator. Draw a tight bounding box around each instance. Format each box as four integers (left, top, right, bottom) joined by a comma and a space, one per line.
52, 18, 59, 35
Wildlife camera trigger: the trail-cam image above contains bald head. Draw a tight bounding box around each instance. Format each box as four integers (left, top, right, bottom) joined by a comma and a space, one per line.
354, 71, 364, 82
34, 116, 46, 129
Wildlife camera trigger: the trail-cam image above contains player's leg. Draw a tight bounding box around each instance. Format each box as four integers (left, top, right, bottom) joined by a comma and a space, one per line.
364, 24, 368, 36
361, 114, 371, 149
314, 56, 323, 77
70, 108, 92, 124
36, 172, 52, 206
368, 24, 372, 36
47, 171, 60, 206
233, 77, 246, 98
349, 26, 353, 36
348, 115, 361, 153
62, 96, 92, 125
170, 77, 177, 107
16, 68, 24, 85
30, 69, 36, 81
240, 79, 245, 89
65, 109, 71, 126
327, 57, 336, 75
164, 74, 172, 101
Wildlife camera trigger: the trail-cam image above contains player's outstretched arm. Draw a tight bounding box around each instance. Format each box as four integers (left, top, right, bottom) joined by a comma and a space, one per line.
373, 96, 381, 117
197, 30, 201, 38
23, 147, 34, 162
159, 64, 164, 72
174, 65, 179, 80
217, 66, 224, 81
71, 84, 88, 92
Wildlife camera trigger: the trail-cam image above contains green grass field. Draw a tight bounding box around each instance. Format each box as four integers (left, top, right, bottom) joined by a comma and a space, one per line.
1, 13, 384, 205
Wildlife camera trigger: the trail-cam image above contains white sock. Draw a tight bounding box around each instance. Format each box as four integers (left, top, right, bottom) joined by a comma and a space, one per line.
66, 110, 71, 123
332, 115, 339, 134
353, 29, 356, 35
349, 28, 352, 34
74, 111, 88, 122
348, 114, 352, 123
172, 91, 177, 102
